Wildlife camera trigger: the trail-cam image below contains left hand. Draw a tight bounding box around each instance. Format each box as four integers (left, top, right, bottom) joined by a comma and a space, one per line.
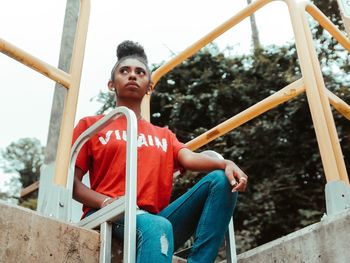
223, 160, 248, 192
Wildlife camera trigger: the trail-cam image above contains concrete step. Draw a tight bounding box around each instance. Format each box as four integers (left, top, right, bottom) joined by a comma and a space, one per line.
0, 201, 190, 262
237, 209, 350, 263
4, 201, 349, 262
0, 201, 100, 262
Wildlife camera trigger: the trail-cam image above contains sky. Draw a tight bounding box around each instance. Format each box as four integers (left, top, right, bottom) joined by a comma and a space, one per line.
0, 0, 295, 189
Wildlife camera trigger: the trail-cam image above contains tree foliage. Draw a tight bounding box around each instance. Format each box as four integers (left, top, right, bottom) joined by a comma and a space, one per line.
1, 137, 44, 188
310, 0, 350, 74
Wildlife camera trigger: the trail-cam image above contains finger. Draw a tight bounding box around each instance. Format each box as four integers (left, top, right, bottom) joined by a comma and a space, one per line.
232, 181, 245, 192
230, 178, 238, 187
232, 177, 248, 192
231, 163, 247, 180
238, 177, 248, 184
225, 167, 237, 187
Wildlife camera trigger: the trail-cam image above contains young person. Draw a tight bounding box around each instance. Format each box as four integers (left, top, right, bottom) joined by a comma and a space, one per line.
72, 40, 248, 263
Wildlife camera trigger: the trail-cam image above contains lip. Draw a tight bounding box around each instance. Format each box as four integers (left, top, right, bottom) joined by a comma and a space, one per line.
125, 82, 139, 88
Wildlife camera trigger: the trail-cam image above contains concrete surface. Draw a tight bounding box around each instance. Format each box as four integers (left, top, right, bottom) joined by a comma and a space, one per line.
0, 201, 100, 263
4, 201, 349, 262
237, 209, 350, 263
0, 201, 177, 262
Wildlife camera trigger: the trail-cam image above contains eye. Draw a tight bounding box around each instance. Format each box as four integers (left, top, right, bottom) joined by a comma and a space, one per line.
136, 68, 146, 76
119, 67, 129, 74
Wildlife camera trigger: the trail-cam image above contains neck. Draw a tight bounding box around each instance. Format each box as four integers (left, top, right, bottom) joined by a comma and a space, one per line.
116, 100, 143, 120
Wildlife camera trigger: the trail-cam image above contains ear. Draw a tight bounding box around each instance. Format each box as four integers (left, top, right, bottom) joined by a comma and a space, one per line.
149, 81, 154, 90
146, 81, 153, 95
146, 86, 152, 95
108, 80, 115, 91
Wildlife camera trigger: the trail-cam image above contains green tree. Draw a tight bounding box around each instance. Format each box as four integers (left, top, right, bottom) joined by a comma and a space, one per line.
309, 0, 350, 76
0, 191, 9, 200
1, 138, 44, 188
1, 137, 44, 210
313, 0, 342, 28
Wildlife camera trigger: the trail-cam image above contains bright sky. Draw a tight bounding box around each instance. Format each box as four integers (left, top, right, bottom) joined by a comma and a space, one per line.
0, 0, 295, 188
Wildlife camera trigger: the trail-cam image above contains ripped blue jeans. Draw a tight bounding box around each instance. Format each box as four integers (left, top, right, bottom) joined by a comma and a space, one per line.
102, 170, 237, 263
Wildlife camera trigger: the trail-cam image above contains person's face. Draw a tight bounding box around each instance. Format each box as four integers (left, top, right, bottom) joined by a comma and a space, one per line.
108, 58, 150, 101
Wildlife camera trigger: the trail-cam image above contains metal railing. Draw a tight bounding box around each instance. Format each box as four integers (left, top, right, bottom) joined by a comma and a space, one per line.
11, 0, 350, 206
1, 0, 350, 261
140, 0, 350, 189
0, 0, 91, 188
69, 107, 138, 263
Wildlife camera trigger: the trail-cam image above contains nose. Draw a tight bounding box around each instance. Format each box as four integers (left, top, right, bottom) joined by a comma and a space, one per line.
128, 70, 137, 80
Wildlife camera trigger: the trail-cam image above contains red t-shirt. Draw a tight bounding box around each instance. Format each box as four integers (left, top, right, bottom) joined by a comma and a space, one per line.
72, 115, 186, 217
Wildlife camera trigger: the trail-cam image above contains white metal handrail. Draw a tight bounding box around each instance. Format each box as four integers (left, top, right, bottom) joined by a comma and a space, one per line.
68, 106, 138, 263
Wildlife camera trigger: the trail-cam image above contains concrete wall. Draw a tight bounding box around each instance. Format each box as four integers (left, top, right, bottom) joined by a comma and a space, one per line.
0, 201, 100, 263
0, 201, 178, 262
237, 209, 350, 263
4, 200, 350, 262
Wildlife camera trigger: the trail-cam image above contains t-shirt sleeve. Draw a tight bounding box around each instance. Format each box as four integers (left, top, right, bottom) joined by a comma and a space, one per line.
169, 130, 187, 172
72, 118, 91, 174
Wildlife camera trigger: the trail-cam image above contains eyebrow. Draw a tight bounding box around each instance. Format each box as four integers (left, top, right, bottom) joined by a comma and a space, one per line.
119, 65, 146, 71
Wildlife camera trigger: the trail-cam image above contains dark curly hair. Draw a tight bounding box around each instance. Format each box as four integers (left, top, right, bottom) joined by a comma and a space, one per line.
110, 40, 150, 81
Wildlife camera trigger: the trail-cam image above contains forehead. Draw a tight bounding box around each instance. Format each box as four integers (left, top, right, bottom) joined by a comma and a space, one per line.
117, 58, 147, 70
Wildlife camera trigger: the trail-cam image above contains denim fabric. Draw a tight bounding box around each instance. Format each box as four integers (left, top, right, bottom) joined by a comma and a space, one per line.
159, 170, 238, 263
112, 212, 174, 263
87, 170, 238, 263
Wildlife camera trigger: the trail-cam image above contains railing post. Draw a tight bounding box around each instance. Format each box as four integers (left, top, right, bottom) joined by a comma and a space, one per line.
53, 0, 90, 187
67, 107, 138, 262
299, 1, 349, 185
285, 0, 341, 183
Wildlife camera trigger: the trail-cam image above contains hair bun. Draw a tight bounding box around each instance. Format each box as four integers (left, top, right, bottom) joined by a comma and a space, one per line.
116, 40, 148, 64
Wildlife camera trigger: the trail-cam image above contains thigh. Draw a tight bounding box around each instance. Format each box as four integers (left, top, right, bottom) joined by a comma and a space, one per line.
112, 212, 173, 243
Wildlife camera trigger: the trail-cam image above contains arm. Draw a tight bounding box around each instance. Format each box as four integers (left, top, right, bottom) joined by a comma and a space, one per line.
73, 167, 116, 209
177, 148, 248, 192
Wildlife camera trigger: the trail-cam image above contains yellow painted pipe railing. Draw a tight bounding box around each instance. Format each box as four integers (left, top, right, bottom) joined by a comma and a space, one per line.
3, 0, 350, 194
141, 0, 273, 121
53, 0, 90, 186
150, 0, 272, 88
186, 79, 305, 150
303, 2, 350, 122
184, 81, 350, 150
305, 3, 350, 52
299, 0, 349, 183
0, 38, 71, 88
302, 1, 350, 122
0, 0, 91, 188
327, 90, 350, 121
145, 0, 350, 184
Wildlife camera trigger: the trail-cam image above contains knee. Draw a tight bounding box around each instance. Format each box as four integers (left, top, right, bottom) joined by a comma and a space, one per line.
207, 170, 238, 203
207, 169, 231, 189
140, 216, 174, 256
155, 217, 173, 238
139, 215, 173, 243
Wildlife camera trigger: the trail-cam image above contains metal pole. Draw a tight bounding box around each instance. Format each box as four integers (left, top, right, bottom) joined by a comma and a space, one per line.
285, 0, 340, 182
142, 0, 273, 121
299, 1, 349, 184
44, 0, 79, 165
53, 0, 90, 186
